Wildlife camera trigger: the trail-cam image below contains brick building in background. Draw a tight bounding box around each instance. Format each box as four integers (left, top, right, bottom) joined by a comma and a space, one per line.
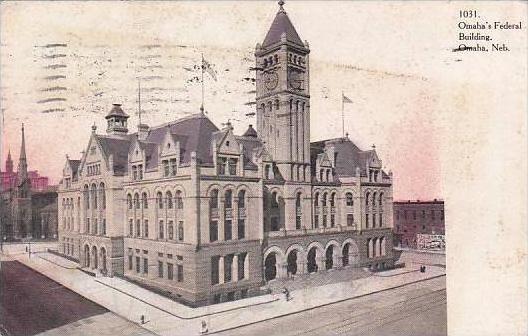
393, 199, 444, 249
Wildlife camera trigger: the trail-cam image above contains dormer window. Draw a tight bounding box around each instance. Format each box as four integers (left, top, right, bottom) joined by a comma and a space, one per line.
265, 165, 270, 179
170, 159, 177, 176
162, 160, 170, 177
217, 157, 227, 175
228, 158, 238, 175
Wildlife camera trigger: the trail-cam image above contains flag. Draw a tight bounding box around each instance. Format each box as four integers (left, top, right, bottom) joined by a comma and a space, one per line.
202, 56, 217, 81
342, 93, 353, 103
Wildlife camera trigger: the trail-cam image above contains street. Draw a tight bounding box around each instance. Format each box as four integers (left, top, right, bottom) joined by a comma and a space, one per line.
0, 260, 152, 336
213, 276, 446, 336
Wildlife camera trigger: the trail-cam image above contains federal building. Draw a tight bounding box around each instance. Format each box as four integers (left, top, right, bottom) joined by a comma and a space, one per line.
58, 2, 395, 306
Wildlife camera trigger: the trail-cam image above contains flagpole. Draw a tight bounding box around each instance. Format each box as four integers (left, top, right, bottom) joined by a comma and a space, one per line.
201, 53, 205, 114
341, 91, 345, 138
138, 79, 142, 125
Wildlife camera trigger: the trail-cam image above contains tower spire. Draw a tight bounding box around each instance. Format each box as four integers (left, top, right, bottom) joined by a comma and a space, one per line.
6, 148, 13, 173
278, 0, 285, 11
18, 123, 28, 181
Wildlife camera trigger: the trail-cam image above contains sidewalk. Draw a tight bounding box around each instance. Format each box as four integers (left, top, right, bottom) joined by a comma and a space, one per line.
8, 252, 445, 336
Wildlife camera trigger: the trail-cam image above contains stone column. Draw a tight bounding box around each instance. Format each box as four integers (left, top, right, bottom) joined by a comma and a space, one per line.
219, 256, 225, 284
233, 200, 239, 240
244, 253, 250, 279
219, 199, 225, 242
316, 255, 325, 272
232, 254, 239, 282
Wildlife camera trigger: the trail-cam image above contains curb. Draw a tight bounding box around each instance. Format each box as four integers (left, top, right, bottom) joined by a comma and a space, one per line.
207, 273, 446, 335
95, 279, 280, 320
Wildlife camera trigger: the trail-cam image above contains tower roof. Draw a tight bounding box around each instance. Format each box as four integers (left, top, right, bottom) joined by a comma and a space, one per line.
242, 124, 258, 138
19, 124, 26, 161
262, 2, 303, 48
105, 103, 129, 119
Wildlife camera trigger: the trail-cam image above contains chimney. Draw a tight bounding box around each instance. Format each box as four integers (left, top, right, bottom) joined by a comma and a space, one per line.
138, 123, 149, 141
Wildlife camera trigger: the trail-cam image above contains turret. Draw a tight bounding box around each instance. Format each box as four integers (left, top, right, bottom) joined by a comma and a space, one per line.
105, 104, 129, 136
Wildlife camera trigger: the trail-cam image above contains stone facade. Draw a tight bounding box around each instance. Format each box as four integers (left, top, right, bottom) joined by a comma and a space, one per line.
58, 2, 395, 306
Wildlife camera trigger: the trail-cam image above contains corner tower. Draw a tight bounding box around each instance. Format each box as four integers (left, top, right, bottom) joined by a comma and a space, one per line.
255, 0, 311, 181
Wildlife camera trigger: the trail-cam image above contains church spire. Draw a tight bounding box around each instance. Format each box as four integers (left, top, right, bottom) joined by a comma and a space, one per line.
18, 123, 28, 182
6, 148, 13, 173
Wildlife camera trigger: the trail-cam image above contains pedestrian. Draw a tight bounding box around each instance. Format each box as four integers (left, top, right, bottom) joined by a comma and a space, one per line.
200, 320, 208, 334
282, 287, 291, 301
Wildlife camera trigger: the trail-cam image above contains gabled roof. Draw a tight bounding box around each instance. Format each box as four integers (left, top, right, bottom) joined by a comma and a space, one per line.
144, 114, 219, 165
310, 137, 374, 177
96, 135, 132, 174
236, 136, 263, 170
68, 159, 81, 174
105, 104, 129, 119
262, 8, 303, 48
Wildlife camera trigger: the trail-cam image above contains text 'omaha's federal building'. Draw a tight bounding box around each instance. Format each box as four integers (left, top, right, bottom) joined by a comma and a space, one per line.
58, 2, 395, 306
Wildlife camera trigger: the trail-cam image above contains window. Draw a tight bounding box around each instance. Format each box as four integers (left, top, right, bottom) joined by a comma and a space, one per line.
238, 219, 245, 239
365, 193, 370, 209
225, 220, 232, 241
379, 214, 383, 227
167, 191, 173, 209
136, 219, 141, 237
265, 165, 270, 179
157, 192, 163, 209
129, 219, 133, 236
210, 220, 218, 242
127, 194, 132, 209
141, 193, 148, 209
136, 256, 140, 273
441, 210, 444, 220
132, 166, 137, 180
158, 261, 164, 278
271, 192, 278, 208
345, 193, 353, 207
128, 255, 133, 270
228, 158, 238, 175
144, 220, 149, 238
366, 214, 369, 228
404, 210, 408, 219
143, 258, 148, 274
217, 157, 226, 175
347, 214, 354, 226
422, 210, 426, 219
224, 190, 233, 209
238, 190, 246, 208
413, 211, 417, 220
432, 210, 435, 220
102, 219, 106, 235
210, 190, 219, 209
177, 265, 183, 282
314, 193, 319, 207
238, 253, 246, 280
170, 158, 177, 176
271, 217, 279, 231
322, 215, 327, 227
134, 193, 140, 209
163, 160, 169, 177
319, 169, 324, 181
379, 193, 383, 209
314, 215, 319, 228
138, 164, 143, 180
176, 191, 183, 209
168, 221, 174, 240
159, 220, 164, 239
373, 214, 376, 227
178, 221, 184, 241
211, 256, 220, 285
167, 263, 174, 280
100, 183, 106, 209
296, 216, 301, 230
330, 214, 335, 227
322, 193, 327, 207
396, 210, 400, 220
330, 193, 336, 207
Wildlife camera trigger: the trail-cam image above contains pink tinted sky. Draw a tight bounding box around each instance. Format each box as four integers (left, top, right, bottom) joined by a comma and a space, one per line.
0, 1, 453, 200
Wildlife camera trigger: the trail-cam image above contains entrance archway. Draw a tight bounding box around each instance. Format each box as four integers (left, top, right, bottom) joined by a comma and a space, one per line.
91, 246, 98, 270
307, 247, 318, 273
325, 245, 334, 270
286, 250, 298, 276
264, 253, 277, 281
84, 245, 90, 268
342, 243, 350, 266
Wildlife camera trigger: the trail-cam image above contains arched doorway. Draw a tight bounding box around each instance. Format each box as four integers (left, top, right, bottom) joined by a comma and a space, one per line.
264, 253, 277, 281
100, 247, 107, 274
342, 243, 350, 266
286, 250, 298, 276
91, 246, 98, 270
84, 245, 90, 268
325, 245, 334, 270
307, 247, 318, 273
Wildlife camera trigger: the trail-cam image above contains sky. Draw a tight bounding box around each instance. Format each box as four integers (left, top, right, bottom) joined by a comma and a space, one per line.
0, 1, 525, 200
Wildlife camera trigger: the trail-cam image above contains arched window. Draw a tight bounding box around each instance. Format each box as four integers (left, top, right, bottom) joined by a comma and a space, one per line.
134, 193, 140, 209
322, 193, 327, 207
372, 192, 377, 208
84, 185, 90, 209
91, 184, 98, 209
224, 190, 233, 209
100, 183, 106, 209
157, 192, 163, 209
346, 193, 353, 207
274, 99, 279, 110
314, 192, 319, 207
326, 169, 331, 182
166, 191, 173, 209
271, 191, 279, 208
365, 192, 370, 209
127, 194, 132, 210
379, 192, 383, 210
210, 189, 219, 209
142, 192, 148, 209
296, 192, 302, 208
330, 193, 336, 207
319, 169, 324, 181
176, 190, 183, 209
238, 190, 246, 208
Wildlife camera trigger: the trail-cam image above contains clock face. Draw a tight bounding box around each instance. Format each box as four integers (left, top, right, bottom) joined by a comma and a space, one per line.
288, 68, 304, 90
263, 71, 279, 90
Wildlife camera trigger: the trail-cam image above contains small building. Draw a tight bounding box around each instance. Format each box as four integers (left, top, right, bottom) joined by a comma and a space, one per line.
393, 199, 445, 249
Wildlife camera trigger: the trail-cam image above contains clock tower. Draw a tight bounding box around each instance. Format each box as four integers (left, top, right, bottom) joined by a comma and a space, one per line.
255, 0, 311, 182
